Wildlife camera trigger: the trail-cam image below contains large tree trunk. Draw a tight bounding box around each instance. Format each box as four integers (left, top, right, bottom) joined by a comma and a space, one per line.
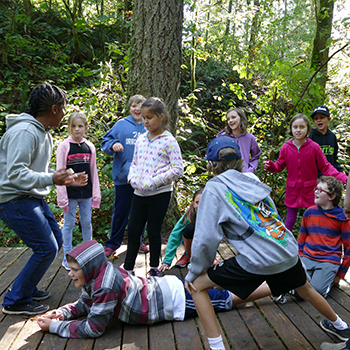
127, 0, 184, 234
127, 0, 183, 136
310, 0, 335, 102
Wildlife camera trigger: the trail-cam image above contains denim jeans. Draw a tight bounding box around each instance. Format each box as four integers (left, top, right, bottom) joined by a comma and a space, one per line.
62, 197, 92, 255
0, 196, 62, 306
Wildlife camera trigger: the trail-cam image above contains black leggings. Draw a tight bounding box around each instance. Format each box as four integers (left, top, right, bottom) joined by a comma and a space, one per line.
183, 223, 195, 239
124, 192, 171, 270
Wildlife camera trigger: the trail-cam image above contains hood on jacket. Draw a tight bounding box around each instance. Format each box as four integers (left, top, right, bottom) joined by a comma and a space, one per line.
67, 240, 108, 284
217, 170, 271, 204
5, 113, 45, 131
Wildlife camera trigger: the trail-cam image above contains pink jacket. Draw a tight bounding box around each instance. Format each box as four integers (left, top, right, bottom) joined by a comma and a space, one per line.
56, 136, 101, 213
265, 138, 347, 208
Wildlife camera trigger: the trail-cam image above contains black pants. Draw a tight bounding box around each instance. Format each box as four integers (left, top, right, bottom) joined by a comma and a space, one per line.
124, 191, 171, 270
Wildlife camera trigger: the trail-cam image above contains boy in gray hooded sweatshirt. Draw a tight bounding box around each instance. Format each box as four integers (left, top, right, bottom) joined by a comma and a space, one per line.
185, 136, 350, 350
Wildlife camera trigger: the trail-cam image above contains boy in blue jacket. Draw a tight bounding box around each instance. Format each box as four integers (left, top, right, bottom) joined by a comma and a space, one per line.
185, 136, 350, 350
101, 95, 146, 258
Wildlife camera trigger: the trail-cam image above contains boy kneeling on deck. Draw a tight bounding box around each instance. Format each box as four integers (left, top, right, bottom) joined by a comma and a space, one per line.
184, 136, 350, 350
37, 240, 233, 338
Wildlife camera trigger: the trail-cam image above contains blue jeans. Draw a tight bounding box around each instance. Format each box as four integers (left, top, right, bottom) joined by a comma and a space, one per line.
62, 197, 92, 255
0, 196, 62, 306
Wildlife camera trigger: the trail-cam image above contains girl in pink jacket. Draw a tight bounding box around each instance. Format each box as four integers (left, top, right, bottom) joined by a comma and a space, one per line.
263, 113, 347, 233
56, 112, 101, 270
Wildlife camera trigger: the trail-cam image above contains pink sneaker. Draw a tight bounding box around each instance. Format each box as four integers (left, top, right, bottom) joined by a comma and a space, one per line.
139, 243, 149, 254
212, 258, 220, 266
175, 252, 190, 267
104, 247, 115, 259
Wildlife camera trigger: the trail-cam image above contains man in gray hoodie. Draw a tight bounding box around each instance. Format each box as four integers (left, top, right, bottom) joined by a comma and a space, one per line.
185, 136, 350, 350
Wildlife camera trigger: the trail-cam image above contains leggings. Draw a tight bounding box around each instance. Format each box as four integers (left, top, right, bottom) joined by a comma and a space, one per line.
285, 207, 298, 232
124, 191, 171, 270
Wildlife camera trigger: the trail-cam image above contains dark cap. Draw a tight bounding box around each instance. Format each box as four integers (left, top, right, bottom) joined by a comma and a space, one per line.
205, 136, 241, 161
310, 106, 330, 119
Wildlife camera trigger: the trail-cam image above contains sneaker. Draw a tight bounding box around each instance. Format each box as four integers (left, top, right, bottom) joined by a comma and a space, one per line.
139, 244, 149, 254
320, 320, 350, 341
273, 294, 287, 304
175, 252, 190, 267
32, 290, 51, 301
104, 247, 115, 259
2, 302, 49, 316
212, 258, 220, 266
320, 341, 350, 350
62, 257, 70, 271
288, 289, 303, 301
148, 268, 160, 277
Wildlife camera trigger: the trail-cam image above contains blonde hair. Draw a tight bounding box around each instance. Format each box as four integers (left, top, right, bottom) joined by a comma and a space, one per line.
68, 112, 88, 132
207, 147, 244, 175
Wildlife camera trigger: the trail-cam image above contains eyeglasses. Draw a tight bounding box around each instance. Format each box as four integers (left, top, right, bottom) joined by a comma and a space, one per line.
313, 187, 331, 195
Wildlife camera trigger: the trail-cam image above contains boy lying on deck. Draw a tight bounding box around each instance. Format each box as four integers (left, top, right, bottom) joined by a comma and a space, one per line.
37, 240, 233, 338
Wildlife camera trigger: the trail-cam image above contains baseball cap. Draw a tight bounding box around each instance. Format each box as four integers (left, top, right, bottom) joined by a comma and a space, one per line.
310, 106, 330, 119
205, 136, 242, 161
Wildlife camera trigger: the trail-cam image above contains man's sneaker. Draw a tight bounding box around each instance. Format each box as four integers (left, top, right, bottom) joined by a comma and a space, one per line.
32, 290, 51, 301
62, 257, 70, 271
148, 268, 160, 277
139, 244, 149, 254
2, 302, 49, 316
320, 320, 350, 341
175, 252, 190, 267
320, 341, 350, 350
104, 247, 115, 259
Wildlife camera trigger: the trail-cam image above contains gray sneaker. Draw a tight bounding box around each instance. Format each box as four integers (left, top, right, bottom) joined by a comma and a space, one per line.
2, 302, 49, 316
320, 341, 350, 350
320, 320, 350, 341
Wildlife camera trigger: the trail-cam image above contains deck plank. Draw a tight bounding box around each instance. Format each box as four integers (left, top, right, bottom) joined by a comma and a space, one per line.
1, 245, 350, 349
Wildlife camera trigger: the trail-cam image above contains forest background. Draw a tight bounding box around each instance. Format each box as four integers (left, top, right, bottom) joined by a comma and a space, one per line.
0, 0, 350, 247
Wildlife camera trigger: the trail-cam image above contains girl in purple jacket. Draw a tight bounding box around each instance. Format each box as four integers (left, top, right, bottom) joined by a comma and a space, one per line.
217, 107, 261, 173
263, 114, 347, 233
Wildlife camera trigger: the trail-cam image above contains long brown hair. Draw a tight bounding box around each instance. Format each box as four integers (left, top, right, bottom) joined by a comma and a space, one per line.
182, 189, 203, 224
224, 108, 248, 136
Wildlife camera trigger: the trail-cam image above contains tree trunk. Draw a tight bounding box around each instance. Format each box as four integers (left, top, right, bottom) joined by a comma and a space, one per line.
310, 0, 335, 102
127, 0, 184, 233
127, 0, 184, 136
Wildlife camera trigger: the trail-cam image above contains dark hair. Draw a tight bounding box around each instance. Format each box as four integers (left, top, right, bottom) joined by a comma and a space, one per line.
288, 113, 311, 137
224, 108, 248, 136
317, 176, 343, 206
25, 83, 68, 118
207, 147, 244, 175
128, 94, 146, 108
141, 97, 170, 131
182, 189, 203, 224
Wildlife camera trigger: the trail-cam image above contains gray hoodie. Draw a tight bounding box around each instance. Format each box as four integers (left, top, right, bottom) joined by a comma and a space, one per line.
186, 170, 299, 283
0, 113, 54, 203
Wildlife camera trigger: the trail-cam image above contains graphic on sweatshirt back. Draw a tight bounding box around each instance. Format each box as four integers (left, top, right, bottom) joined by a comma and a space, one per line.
226, 189, 288, 247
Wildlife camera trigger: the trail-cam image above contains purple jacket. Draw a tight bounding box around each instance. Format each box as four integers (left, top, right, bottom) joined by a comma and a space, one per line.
217, 131, 261, 173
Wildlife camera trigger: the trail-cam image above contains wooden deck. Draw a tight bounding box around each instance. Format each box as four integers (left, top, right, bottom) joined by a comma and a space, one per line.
1, 242, 350, 350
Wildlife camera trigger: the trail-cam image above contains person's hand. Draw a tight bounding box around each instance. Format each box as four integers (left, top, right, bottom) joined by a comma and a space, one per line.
263, 160, 270, 170
159, 263, 170, 272
53, 168, 77, 185
69, 172, 88, 187
112, 142, 124, 152
185, 279, 197, 295
37, 317, 53, 332
43, 310, 63, 320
